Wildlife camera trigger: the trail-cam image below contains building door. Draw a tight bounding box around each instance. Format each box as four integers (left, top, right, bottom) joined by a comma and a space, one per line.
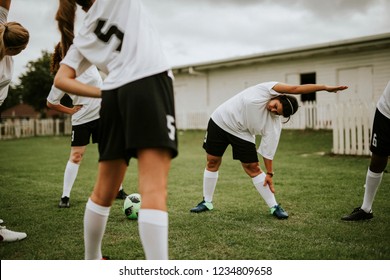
337, 66, 373, 104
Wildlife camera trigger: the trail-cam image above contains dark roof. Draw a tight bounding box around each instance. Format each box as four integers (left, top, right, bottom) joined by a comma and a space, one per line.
1, 103, 39, 118
0, 103, 63, 119
173, 32, 390, 72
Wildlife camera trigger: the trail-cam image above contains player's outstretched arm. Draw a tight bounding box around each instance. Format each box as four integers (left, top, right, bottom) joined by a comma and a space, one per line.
273, 83, 348, 95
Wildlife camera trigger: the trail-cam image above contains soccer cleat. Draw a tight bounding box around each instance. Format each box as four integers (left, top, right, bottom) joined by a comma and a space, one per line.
270, 204, 289, 219
101, 256, 110, 260
190, 200, 213, 213
116, 189, 128, 200
341, 207, 373, 221
0, 226, 27, 242
58, 196, 70, 208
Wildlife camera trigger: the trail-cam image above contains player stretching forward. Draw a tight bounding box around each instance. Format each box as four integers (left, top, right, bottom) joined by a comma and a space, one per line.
191, 82, 348, 219
54, 0, 177, 260
48, 3, 128, 208
0, 0, 29, 242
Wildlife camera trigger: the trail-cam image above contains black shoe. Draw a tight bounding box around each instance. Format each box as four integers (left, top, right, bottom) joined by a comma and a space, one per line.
58, 196, 70, 208
116, 189, 128, 200
270, 204, 289, 219
190, 200, 213, 213
341, 207, 373, 221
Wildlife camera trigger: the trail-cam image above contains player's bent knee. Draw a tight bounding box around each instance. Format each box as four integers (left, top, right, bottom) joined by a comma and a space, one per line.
242, 162, 261, 177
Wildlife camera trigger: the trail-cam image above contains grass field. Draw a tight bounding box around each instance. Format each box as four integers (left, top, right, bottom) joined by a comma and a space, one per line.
0, 130, 389, 260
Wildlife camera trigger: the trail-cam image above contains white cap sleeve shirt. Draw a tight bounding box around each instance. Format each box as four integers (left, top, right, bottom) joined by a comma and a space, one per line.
0, 6, 13, 107
47, 66, 102, 126
377, 81, 390, 119
211, 81, 282, 160
61, 0, 170, 91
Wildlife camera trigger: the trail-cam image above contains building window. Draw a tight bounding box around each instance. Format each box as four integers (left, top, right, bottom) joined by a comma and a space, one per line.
300, 72, 316, 102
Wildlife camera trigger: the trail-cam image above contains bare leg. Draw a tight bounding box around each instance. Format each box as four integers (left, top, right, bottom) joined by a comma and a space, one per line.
84, 159, 127, 259
137, 148, 172, 259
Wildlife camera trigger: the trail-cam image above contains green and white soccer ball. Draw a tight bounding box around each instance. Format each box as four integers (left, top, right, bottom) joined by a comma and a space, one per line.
123, 193, 141, 220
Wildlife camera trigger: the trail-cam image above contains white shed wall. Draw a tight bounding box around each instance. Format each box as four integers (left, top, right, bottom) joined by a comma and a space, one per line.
173, 36, 390, 130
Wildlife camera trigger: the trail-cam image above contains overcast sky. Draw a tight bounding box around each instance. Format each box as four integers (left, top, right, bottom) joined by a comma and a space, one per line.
7, 0, 390, 84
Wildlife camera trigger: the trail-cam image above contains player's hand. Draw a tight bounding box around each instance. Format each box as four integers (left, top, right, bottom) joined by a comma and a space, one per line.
264, 175, 275, 193
325, 85, 348, 93
71, 105, 83, 114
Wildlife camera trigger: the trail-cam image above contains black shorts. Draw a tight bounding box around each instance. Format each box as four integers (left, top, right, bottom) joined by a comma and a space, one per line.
71, 119, 99, 147
98, 71, 178, 164
203, 118, 258, 163
370, 108, 390, 156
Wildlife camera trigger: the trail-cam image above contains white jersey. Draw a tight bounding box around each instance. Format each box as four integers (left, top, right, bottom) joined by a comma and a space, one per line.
0, 6, 13, 106
211, 82, 282, 160
47, 66, 102, 126
377, 80, 390, 119
61, 0, 170, 91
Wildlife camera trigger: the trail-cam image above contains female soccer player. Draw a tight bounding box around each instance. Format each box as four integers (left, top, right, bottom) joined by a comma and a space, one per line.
0, 0, 29, 106
54, 0, 178, 260
342, 80, 390, 221
0, 0, 29, 242
48, 3, 127, 208
190, 82, 348, 219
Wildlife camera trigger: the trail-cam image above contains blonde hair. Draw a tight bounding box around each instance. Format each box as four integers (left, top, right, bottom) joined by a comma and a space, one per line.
0, 21, 29, 60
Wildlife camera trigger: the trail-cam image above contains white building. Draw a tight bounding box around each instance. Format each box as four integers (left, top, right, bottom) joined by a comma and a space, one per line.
172, 32, 390, 131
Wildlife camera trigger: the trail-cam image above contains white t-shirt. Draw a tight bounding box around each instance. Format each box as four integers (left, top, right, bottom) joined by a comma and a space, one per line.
47, 66, 102, 126
61, 0, 170, 91
377, 80, 390, 119
211, 81, 282, 160
0, 6, 13, 106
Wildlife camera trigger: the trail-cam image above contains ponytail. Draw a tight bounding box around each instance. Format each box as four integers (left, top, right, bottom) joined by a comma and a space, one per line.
0, 22, 29, 60
56, 0, 77, 58
50, 42, 63, 75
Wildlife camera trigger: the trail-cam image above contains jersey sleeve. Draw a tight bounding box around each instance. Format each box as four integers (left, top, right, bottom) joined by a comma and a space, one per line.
263, 81, 280, 96
257, 118, 282, 160
0, 84, 9, 106
46, 85, 66, 105
0, 6, 8, 24
61, 45, 93, 77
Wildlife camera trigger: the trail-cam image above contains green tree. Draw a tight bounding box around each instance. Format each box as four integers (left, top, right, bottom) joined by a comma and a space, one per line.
1, 50, 73, 116
0, 85, 23, 110
18, 50, 54, 114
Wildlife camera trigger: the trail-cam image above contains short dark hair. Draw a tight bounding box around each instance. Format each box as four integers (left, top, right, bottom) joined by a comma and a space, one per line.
279, 95, 298, 118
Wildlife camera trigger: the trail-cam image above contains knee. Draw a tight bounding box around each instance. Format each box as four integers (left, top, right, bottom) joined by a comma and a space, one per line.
70, 152, 83, 164
242, 162, 261, 177
207, 158, 221, 171
369, 154, 388, 173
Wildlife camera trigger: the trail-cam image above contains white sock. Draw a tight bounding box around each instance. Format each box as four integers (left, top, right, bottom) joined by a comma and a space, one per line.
361, 168, 383, 213
62, 161, 79, 198
138, 209, 168, 260
252, 173, 278, 208
203, 169, 218, 202
84, 198, 110, 260
119, 184, 123, 191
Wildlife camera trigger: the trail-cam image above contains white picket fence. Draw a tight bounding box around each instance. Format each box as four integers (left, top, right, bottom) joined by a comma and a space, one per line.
0, 118, 72, 140
282, 101, 375, 156
282, 101, 334, 130
331, 102, 375, 156
0, 102, 376, 156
